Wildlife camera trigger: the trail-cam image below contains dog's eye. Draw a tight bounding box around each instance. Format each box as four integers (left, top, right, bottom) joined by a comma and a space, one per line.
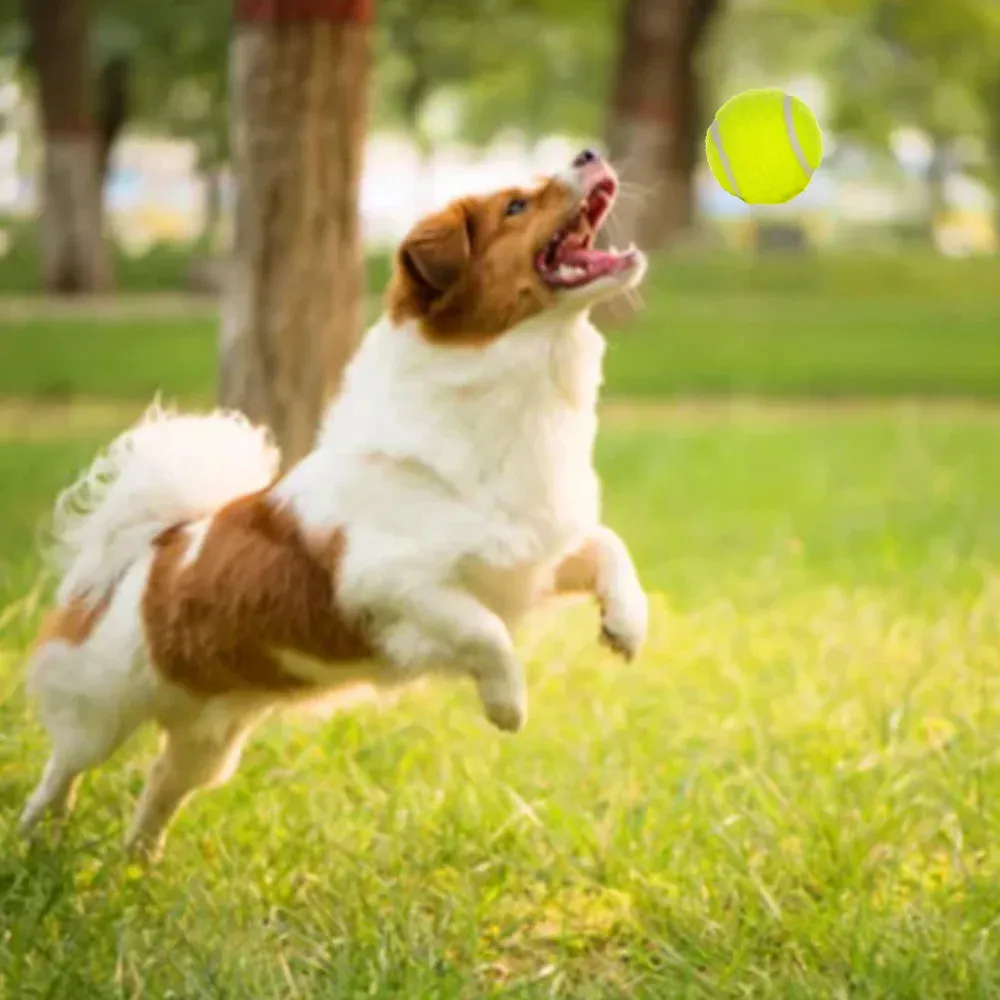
505, 198, 528, 217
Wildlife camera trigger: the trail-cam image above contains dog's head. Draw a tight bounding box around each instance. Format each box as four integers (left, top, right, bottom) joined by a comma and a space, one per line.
387, 149, 646, 344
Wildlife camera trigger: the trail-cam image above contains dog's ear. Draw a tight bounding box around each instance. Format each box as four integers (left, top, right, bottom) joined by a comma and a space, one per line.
399, 202, 472, 296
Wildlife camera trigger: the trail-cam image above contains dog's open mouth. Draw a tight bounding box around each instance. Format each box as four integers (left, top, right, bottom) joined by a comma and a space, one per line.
536, 176, 638, 289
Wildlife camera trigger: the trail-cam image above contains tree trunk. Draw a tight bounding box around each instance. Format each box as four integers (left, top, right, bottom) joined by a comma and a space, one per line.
606, 0, 722, 249
198, 166, 223, 249
23, 0, 112, 293
990, 75, 1000, 249
97, 54, 130, 187
677, 0, 720, 234
220, 0, 372, 467
925, 132, 948, 247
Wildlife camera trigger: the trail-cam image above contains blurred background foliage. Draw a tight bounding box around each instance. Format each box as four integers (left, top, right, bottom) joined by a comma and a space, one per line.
0, 0, 997, 291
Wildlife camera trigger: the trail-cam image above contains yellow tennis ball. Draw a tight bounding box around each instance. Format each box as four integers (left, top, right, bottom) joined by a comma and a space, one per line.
706, 89, 823, 204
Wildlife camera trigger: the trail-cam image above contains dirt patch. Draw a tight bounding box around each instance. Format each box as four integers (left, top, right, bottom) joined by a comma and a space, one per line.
600, 396, 1000, 427
2, 395, 999, 445
0, 400, 144, 440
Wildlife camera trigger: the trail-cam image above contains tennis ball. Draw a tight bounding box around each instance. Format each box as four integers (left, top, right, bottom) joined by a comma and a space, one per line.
706, 89, 823, 204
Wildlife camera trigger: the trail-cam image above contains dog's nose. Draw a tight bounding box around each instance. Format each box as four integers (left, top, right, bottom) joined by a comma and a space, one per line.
573, 148, 600, 168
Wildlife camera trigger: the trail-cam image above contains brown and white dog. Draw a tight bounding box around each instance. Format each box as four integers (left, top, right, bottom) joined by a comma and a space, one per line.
19, 149, 649, 858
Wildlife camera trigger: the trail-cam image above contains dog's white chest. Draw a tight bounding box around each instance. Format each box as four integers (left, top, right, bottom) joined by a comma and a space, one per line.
458, 415, 599, 623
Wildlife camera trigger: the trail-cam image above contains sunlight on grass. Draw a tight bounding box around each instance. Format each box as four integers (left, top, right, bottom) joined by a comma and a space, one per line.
0, 400, 143, 441
2, 587, 1000, 997
1, 404, 999, 996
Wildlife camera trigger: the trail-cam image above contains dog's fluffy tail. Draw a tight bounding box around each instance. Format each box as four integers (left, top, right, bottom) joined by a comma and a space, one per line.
47, 402, 280, 605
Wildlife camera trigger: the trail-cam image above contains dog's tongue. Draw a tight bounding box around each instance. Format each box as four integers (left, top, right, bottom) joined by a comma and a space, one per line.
561, 246, 619, 266
560, 246, 637, 276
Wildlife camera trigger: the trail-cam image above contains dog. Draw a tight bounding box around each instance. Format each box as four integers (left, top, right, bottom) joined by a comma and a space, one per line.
19, 149, 649, 859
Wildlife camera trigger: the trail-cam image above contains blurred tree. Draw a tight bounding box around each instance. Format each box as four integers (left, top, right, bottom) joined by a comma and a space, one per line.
457, 0, 615, 149
735, 0, 1000, 242
219, 0, 371, 467
20, 0, 112, 291
0, 8, 139, 259
606, 0, 724, 249
376, 0, 614, 156
969, 4, 1000, 243
106, 0, 230, 244
377, 0, 484, 164
88, 17, 138, 187
846, 0, 992, 240
988, 67, 1000, 241
33, 0, 229, 260
96, 52, 128, 184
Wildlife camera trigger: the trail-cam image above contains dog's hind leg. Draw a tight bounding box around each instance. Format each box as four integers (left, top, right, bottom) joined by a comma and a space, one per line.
19, 755, 83, 834
19, 711, 139, 837
19, 642, 147, 838
125, 699, 266, 861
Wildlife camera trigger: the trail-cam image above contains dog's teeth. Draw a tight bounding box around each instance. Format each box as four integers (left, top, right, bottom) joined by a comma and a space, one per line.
557, 264, 587, 281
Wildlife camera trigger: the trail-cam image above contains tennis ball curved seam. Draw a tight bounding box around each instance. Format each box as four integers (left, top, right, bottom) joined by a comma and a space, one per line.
708, 120, 744, 202
781, 94, 814, 183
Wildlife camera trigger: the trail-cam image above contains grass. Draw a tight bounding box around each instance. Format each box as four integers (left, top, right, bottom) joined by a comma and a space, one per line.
1, 252, 999, 403
604, 251, 1000, 398
1, 401, 1000, 997
1, 256, 999, 994
0, 318, 218, 403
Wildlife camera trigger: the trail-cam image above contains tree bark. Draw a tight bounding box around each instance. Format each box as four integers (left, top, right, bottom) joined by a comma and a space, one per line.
990, 75, 1000, 249
97, 54, 130, 187
606, 0, 722, 250
23, 0, 112, 293
220, 0, 372, 467
201, 166, 224, 249
924, 132, 948, 246
677, 0, 720, 233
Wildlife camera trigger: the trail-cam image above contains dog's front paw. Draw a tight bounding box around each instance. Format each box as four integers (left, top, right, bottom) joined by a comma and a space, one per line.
484, 699, 527, 733
478, 673, 528, 733
599, 588, 648, 662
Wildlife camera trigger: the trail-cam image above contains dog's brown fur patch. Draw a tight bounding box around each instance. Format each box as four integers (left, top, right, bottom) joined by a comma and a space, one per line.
143, 491, 372, 695
34, 593, 111, 651
387, 177, 578, 344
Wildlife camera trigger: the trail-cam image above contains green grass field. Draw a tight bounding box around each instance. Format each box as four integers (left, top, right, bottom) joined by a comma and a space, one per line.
2, 258, 1000, 997
1, 253, 998, 403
